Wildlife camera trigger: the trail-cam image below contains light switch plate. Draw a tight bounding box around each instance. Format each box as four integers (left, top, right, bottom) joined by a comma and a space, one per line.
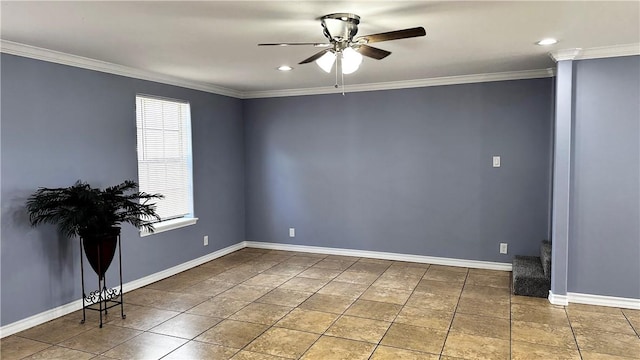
492, 156, 501, 168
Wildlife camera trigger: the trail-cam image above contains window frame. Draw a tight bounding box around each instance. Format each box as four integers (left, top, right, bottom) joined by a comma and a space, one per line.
135, 93, 197, 236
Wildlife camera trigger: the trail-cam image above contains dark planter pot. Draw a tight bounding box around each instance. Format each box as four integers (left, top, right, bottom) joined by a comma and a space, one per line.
81, 227, 120, 280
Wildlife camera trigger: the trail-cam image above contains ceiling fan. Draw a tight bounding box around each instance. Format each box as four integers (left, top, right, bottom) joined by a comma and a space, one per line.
259, 13, 426, 75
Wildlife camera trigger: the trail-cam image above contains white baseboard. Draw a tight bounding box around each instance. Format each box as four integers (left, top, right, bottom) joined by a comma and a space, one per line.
548, 291, 639, 309
0, 242, 244, 338
548, 291, 569, 306
244, 241, 513, 271
567, 292, 640, 310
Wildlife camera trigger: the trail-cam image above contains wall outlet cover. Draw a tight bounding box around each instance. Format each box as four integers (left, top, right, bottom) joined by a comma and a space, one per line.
289, 228, 295, 237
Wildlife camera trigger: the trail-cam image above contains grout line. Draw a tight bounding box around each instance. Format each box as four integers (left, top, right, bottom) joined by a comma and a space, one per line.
437, 268, 470, 357
621, 310, 640, 338
564, 307, 584, 360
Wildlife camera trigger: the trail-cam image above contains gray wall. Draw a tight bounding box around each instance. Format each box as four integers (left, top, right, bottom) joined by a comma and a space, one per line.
0, 54, 245, 326
244, 79, 554, 262
568, 56, 640, 298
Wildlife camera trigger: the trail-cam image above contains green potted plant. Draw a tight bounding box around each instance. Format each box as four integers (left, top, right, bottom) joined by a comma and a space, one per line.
26, 180, 163, 279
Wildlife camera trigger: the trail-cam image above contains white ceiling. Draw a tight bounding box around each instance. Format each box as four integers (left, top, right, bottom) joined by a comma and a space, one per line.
1, 1, 639, 93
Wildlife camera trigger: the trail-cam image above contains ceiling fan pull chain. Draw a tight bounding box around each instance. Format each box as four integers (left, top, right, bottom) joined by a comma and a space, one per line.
334, 57, 339, 89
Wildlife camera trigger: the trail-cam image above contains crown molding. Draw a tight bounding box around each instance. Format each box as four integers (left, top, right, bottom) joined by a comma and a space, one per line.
241, 68, 556, 99
2, 39, 556, 100
549, 43, 640, 62
0, 40, 243, 98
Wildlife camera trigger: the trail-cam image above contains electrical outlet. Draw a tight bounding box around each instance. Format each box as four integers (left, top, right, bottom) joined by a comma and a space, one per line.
289, 228, 295, 237
499, 243, 508, 254
204, 235, 209, 246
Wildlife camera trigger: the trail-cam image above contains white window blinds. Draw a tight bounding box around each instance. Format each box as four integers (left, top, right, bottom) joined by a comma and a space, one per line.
136, 95, 194, 222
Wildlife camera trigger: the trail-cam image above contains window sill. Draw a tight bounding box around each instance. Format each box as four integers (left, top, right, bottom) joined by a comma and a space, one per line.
140, 217, 198, 237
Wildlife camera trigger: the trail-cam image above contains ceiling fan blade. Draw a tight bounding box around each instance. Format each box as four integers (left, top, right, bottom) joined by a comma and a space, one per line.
357, 27, 426, 44
299, 49, 331, 64
356, 45, 391, 60
258, 42, 331, 48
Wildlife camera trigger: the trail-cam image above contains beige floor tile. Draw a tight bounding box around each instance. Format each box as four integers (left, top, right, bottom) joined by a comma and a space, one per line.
568, 304, 624, 315
623, 309, 640, 334
246, 327, 319, 359
511, 340, 581, 360
461, 284, 510, 303
334, 270, 380, 285
465, 273, 511, 288
231, 350, 290, 359
581, 351, 640, 359
218, 284, 273, 302
0, 336, 51, 360
415, 279, 463, 296
372, 274, 422, 291
405, 291, 459, 312
145, 274, 203, 292
16, 316, 91, 344
163, 341, 238, 360
298, 293, 355, 314
348, 261, 390, 274
195, 319, 268, 348
149, 313, 222, 339
124, 288, 170, 306
395, 306, 453, 331
382, 266, 428, 277
360, 286, 413, 305
344, 299, 402, 322
511, 320, 577, 349
278, 277, 329, 292
325, 315, 391, 343
422, 268, 467, 283
256, 288, 313, 307
105, 304, 179, 331
312, 258, 356, 271
428, 265, 469, 273
317, 281, 369, 299
22, 346, 94, 360
568, 309, 637, 335
370, 346, 439, 360
511, 294, 556, 306
58, 324, 141, 354
147, 292, 209, 312
442, 332, 510, 360
243, 274, 293, 288
574, 328, 640, 358
215, 269, 261, 284
511, 303, 569, 325
297, 267, 343, 280
186, 297, 250, 318
261, 264, 308, 277
300, 336, 375, 360
182, 279, 236, 297
280, 256, 322, 267
275, 308, 339, 333
102, 332, 187, 360
229, 303, 292, 325
450, 313, 510, 340
467, 268, 511, 277
380, 323, 447, 354
457, 296, 511, 319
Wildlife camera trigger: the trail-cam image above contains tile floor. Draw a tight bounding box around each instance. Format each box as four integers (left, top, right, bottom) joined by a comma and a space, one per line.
2, 248, 639, 359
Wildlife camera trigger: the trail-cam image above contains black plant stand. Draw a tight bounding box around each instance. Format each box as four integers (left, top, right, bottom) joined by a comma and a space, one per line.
79, 235, 126, 328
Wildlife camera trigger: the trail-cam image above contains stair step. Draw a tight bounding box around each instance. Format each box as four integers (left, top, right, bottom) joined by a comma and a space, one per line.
512, 255, 550, 298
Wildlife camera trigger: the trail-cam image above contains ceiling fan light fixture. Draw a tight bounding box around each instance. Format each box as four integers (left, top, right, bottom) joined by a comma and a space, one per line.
341, 47, 363, 75
277, 65, 293, 71
315, 51, 336, 73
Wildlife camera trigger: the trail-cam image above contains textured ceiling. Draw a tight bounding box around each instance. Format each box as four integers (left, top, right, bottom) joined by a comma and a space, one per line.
1, 1, 639, 92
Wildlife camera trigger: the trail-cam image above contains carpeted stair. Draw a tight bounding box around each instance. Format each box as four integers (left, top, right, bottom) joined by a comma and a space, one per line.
512, 240, 551, 298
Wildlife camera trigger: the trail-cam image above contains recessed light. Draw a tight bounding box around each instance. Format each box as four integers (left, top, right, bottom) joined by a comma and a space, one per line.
537, 38, 558, 46
277, 65, 293, 71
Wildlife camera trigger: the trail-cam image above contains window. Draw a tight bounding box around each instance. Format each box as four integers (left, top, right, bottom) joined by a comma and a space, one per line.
135, 95, 196, 235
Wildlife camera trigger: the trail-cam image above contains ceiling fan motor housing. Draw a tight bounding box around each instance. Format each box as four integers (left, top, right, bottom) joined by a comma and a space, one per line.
321, 13, 360, 45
